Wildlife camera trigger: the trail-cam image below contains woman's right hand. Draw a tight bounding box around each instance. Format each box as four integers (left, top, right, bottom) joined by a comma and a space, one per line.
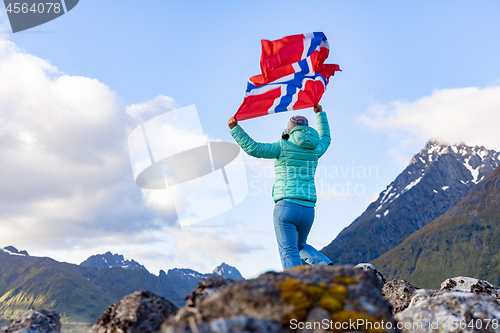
228, 117, 238, 129
314, 105, 323, 113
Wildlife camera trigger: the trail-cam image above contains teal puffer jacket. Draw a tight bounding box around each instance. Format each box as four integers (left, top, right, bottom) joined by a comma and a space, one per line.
230, 111, 330, 206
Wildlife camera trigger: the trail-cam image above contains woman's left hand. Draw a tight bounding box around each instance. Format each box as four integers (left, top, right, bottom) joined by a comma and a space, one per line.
228, 117, 238, 129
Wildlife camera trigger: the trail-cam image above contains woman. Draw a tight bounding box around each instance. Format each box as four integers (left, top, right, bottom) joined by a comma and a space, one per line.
227, 105, 333, 269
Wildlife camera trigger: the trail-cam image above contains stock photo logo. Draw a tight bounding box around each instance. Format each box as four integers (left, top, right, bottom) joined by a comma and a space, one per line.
128, 105, 248, 227
3, 0, 79, 33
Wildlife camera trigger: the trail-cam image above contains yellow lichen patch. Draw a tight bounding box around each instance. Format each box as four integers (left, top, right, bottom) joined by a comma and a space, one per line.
276, 278, 313, 322
277, 277, 352, 325
318, 295, 343, 312
331, 275, 359, 285
327, 284, 348, 302
305, 284, 326, 300
342, 276, 358, 285
277, 278, 304, 302
331, 310, 383, 333
291, 265, 310, 271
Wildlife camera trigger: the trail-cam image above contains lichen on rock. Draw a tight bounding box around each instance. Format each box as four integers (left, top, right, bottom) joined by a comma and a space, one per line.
161, 265, 398, 333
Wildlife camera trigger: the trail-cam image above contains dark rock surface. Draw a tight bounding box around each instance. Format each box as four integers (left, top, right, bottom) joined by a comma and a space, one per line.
355, 263, 387, 287
382, 280, 419, 314
88, 290, 177, 333
161, 265, 399, 333
0, 310, 60, 333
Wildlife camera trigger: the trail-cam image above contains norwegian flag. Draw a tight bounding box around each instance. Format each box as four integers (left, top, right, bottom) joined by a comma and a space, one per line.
235, 32, 341, 121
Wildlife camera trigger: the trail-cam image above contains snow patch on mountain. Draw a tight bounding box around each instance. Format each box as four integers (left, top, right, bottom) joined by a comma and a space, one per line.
373, 140, 500, 214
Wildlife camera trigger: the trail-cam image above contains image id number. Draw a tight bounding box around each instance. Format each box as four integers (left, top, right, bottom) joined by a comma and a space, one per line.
6, 3, 61, 14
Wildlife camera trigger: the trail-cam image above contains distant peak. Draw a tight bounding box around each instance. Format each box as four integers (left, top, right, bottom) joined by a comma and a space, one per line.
2, 246, 29, 256
80, 252, 147, 271
212, 263, 244, 280
410, 140, 500, 168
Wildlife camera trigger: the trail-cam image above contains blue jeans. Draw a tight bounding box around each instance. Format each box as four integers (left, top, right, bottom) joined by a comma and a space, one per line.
273, 200, 333, 269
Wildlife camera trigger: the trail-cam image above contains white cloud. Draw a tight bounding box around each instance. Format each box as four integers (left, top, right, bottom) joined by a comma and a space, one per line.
0, 37, 255, 275
358, 85, 500, 152
127, 95, 178, 122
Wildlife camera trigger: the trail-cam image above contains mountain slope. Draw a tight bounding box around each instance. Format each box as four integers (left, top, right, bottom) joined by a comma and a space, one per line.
372, 165, 500, 289
321, 140, 500, 265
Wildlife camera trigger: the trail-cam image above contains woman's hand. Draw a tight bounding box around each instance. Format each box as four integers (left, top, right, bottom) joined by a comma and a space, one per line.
228, 116, 238, 129
314, 105, 323, 113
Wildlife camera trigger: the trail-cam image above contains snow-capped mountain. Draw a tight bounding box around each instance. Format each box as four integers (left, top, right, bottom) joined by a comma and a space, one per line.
321, 140, 500, 265
80, 251, 147, 271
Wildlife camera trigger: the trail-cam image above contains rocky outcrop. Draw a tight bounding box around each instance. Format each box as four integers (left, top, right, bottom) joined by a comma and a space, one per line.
161, 265, 398, 333
382, 280, 419, 314
355, 263, 387, 287
88, 290, 177, 333
0, 310, 60, 333
376, 272, 500, 332
441, 277, 500, 299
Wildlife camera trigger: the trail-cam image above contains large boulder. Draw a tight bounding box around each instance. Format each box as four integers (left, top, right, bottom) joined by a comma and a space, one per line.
161, 265, 399, 333
0, 310, 60, 333
88, 290, 177, 333
441, 277, 500, 299
396, 291, 500, 333
382, 280, 419, 314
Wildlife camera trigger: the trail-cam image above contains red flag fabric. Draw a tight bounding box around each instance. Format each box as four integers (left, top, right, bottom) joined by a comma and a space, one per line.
235, 32, 341, 121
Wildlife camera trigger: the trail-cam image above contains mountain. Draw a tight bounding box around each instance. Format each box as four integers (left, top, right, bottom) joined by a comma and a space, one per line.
0, 249, 243, 333
80, 251, 146, 270
372, 165, 500, 289
321, 140, 500, 265
0, 247, 115, 333
212, 263, 244, 280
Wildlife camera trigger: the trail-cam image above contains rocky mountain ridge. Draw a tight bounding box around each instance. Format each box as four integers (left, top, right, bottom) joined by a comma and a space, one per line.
80, 252, 146, 271
321, 140, 500, 265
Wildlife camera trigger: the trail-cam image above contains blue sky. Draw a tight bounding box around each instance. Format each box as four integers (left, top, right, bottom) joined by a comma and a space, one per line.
1, 0, 500, 278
